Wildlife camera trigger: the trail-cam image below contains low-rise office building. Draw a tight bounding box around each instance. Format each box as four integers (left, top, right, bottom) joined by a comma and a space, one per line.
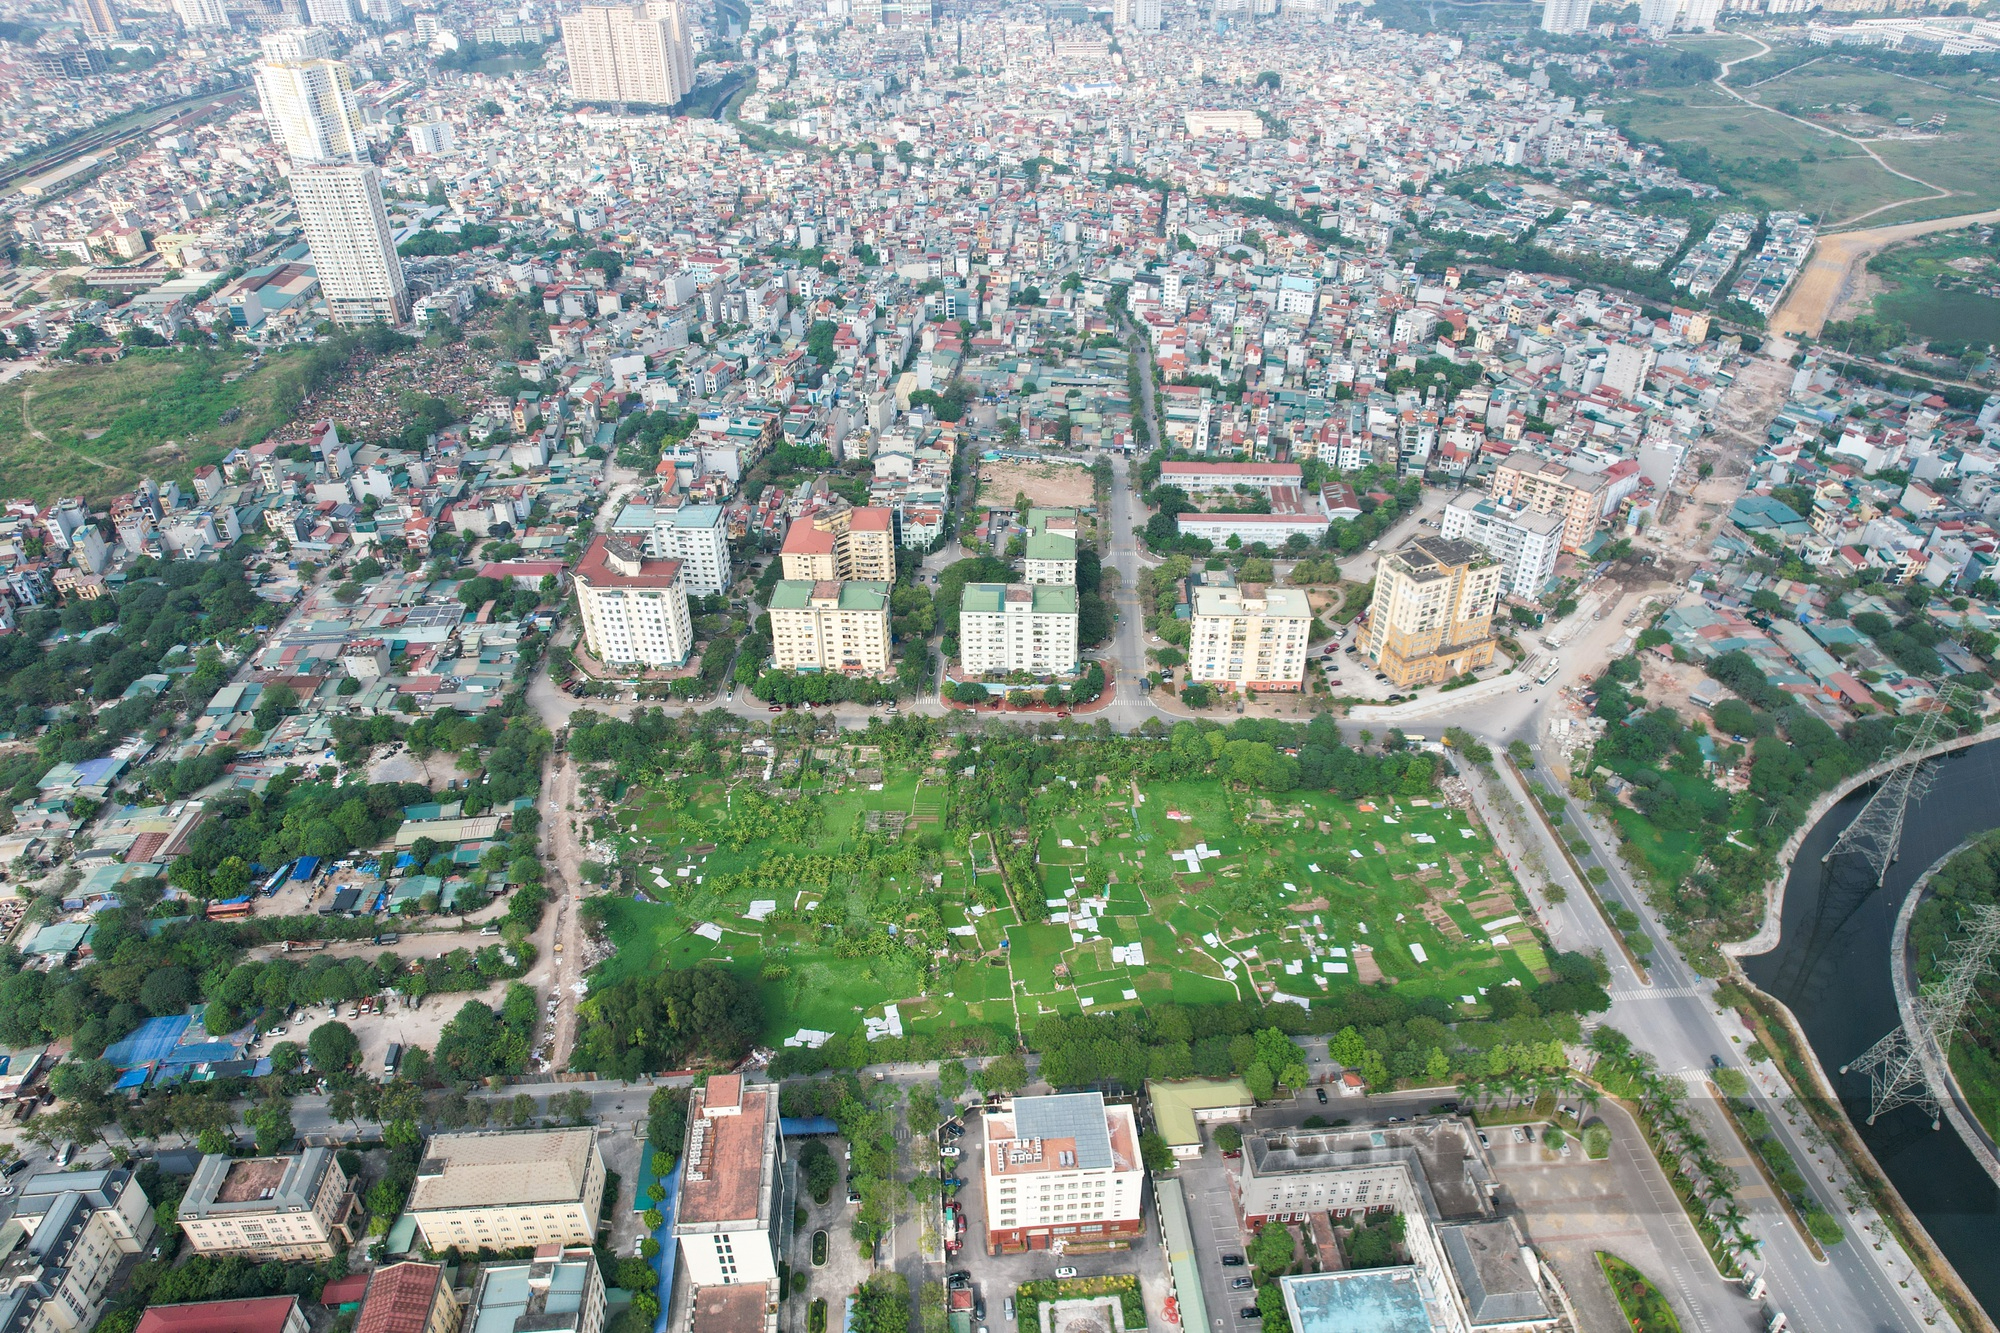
178, 1149, 355, 1260
354, 1263, 460, 1333
0, 1169, 155, 1333
463, 1247, 606, 1333
136, 1297, 308, 1333
406, 1130, 606, 1252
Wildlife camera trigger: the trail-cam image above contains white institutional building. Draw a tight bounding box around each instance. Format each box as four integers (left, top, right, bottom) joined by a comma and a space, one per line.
574, 534, 694, 669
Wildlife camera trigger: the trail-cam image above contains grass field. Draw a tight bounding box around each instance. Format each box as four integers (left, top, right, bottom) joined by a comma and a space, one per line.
1610, 86, 1925, 223
592, 749, 1541, 1047
1861, 225, 2000, 345
0, 347, 293, 502
1609, 59, 2000, 227
1667, 33, 1765, 64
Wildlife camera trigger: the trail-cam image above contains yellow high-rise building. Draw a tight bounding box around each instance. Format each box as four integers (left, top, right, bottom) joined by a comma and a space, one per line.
1362, 537, 1501, 689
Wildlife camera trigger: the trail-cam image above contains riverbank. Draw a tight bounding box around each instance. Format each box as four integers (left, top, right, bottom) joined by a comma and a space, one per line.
1742, 738, 2000, 1330
1724, 728, 1990, 961
1885, 837, 2000, 1187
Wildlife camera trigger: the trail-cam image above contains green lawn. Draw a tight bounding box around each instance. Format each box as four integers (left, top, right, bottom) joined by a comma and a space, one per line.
595, 755, 1540, 1048
1611, 86, 1922, 224
0, 346, 297, 502
1667, 33, 1765, 64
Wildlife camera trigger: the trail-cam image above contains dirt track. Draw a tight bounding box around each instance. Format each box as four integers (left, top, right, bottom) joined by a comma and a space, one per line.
1770, 207, 2000, 339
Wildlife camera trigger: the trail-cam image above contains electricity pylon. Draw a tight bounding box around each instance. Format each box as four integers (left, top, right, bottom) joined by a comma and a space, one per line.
1842, 905, 2000, 1128
1821, 685, 1978, 884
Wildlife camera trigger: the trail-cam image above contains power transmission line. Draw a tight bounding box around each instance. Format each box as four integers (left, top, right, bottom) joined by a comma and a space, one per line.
1820, 686, 1978, 884
1842, 904, 2000, 1128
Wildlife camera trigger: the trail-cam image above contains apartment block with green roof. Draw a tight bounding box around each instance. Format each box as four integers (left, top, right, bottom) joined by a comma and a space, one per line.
768, 579, 893, 674
959, 582, 1079, 676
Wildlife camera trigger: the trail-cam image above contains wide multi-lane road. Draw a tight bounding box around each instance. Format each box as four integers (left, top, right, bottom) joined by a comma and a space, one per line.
1487, 735, 1933, 1333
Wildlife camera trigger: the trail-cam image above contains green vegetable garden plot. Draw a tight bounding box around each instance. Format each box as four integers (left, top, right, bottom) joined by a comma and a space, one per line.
601, 770, 1535, 1044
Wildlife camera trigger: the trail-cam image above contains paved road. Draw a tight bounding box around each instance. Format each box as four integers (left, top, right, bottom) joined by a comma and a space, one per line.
1492, 748, 1930, 1333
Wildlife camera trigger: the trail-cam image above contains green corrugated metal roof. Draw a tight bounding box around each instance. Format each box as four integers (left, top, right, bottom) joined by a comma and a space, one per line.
767, 579, 892, 611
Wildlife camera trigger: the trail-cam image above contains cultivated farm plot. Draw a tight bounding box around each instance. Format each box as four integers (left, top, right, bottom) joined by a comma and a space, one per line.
590, 757, 1544, 1048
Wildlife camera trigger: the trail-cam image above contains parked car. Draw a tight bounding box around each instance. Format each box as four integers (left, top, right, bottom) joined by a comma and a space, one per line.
940, 1146, 961, 1158
1054, 1267, 1078, 1279
1221, 1255, 1245, 1268
1315, 1087, 1328, 1104
1005, 1299, 1016, 1321
1231, 1279, 1253, 1291
1512, 1127, 1527, 1144
1239, 1309, 1262, 1320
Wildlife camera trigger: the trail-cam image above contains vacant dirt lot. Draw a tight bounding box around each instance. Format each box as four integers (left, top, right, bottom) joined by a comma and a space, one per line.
976, 459, 1094, 510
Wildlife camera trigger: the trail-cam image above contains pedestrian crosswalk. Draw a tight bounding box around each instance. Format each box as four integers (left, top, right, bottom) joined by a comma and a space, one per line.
1609, 985, 1707, 1001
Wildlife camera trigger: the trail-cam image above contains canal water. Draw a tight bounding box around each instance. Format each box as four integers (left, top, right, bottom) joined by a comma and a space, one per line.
1742, 738, 2000, 1321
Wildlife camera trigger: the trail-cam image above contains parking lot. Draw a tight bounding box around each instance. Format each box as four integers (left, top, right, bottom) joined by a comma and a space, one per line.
1172, 1146, 1256, 1333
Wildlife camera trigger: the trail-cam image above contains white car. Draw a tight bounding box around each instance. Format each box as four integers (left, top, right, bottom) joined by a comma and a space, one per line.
939, 1146, 961, 1158
1054, 1267, 1078, 1279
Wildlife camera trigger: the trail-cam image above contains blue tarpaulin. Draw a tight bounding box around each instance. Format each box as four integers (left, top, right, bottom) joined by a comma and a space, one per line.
292, 856, 320, 881
103, 1015, 192, 1069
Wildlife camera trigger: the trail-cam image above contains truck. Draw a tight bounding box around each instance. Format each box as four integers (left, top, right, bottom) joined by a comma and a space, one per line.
1535, 658, 1560, 687
278, 940, 326, 954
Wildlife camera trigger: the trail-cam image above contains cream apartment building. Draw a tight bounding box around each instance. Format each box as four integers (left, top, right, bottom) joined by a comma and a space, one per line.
779, 506, 897, 582
1188, 582, 1311, 692
574, 534, 695, 669
1488, 455, 1609, 554
1362, 537, 1502, 689
959, 583, 1079, 676
767, 579, 892, 674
